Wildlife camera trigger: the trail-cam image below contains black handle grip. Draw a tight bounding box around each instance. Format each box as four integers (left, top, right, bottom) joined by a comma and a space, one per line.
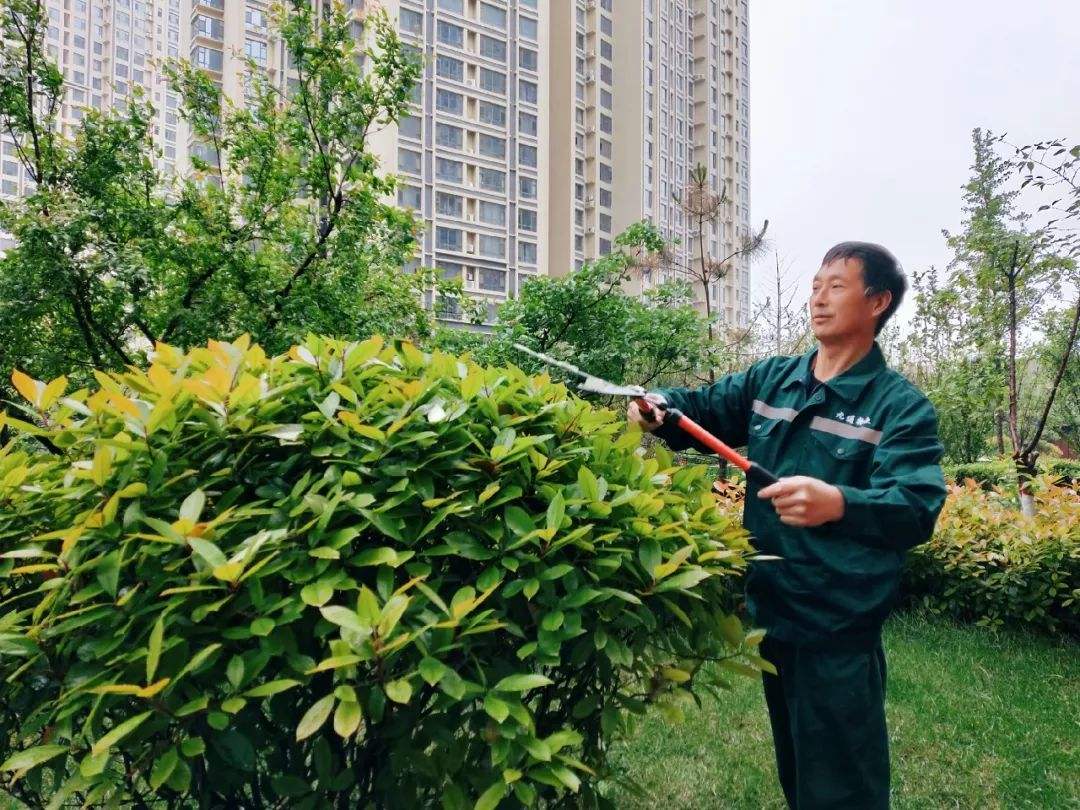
746, 461, 779, 488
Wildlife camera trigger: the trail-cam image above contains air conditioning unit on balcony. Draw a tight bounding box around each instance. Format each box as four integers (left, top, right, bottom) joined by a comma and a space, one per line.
466, 245, 475, 254
584, 127, 595, 135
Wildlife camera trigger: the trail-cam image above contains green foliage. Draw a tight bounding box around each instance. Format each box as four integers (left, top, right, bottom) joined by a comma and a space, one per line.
0, 0, 467, 413
430, 222, 711, 395
903, 481, 1080, 634
0, 337, 765, 808
944, 460, 1016, 489
1043, 457, 1080, 483
945, 457, 1080, 489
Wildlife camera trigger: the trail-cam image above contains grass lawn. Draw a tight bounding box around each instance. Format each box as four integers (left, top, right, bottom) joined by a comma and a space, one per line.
607, 610, 1079, 809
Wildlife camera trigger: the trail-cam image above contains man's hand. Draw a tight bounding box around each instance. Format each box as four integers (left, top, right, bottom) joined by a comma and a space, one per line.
626, 397, 667, 432
758, 476, 845, 527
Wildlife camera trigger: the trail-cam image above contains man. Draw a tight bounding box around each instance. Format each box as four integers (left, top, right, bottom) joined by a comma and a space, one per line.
629, 242, 946, 809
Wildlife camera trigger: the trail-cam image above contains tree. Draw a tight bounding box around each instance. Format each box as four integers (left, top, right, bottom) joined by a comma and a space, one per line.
460, 222, 712, 396
668, 164, 769, 379
927, 129, 1079, 512
759, 252, 811, 358
0, 0, 463, 421
899, 265, 999, 464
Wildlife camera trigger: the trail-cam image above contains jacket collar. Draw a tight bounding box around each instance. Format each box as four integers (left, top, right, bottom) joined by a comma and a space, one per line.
780, 341, 887, 403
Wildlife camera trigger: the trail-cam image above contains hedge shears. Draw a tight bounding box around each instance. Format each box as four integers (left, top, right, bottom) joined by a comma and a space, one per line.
512, 343, 780, 487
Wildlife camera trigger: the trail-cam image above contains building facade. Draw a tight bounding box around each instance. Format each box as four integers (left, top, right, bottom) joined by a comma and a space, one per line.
549, 0, 752, 328
2, 0, 749, 328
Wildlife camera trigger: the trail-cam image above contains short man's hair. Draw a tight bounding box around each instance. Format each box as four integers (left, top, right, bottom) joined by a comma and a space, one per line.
821, 241, 907, 335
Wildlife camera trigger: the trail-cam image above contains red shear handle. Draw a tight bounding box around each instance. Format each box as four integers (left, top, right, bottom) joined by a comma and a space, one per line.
664, 409, 780, 487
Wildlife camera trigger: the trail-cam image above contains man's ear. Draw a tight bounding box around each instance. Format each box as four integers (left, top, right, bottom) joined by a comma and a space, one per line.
870, 290, 893, 320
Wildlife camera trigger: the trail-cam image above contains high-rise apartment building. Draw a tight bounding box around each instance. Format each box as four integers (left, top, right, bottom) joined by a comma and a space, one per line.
1, 0, 184, 201
2, 0, 749, 328
365, 0, 548, 327
550, 0, 752, 327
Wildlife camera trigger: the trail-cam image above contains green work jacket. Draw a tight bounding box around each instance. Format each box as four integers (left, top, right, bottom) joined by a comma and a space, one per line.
655, 342, 947, 650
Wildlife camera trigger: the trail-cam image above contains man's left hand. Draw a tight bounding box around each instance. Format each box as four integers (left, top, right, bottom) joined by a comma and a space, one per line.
757, 476, 845, 527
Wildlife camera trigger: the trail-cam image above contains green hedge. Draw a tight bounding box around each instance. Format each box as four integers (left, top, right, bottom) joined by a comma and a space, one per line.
0, 336, 768, 808
903, 479, 1080, 634
945, 457, 1080, 489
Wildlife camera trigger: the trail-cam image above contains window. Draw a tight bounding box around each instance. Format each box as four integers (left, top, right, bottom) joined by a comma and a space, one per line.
435, 89, 463, 114
600, 41, 612, 60
478, 234, 504, 257
599, 139, 612, 158
599, 188, 612, 207
478, 35, 505, 62
192, 14, 223, 39
599, 213, 612, 232
439, 262, 462, 280
479, 268, 505, 292
478, 167, 505, 192
436, 20, 464, 47
521, 0, 537, 7
519, 144, 537, 168
599, 113, 612, 134
519, 47, 537, 71
520, 16, 538, 40
435, 122, 463, 149
399, 115, 421, 140
599, 238, 612, 255
479, 67, 505, 94
435, 157, 463, 182
478, 133, 505, 158
398, 185, 421, 209
478, 200, 505, 225
518, 111, 537, 137
519, 80, 537, 105
436, 192, 463, 217
600, 64, 612, 84
600, 163, 613, 183
245, 6, 266, 31
519, 176, 537, 199
478, 2, 505, 28
438, 0, 464, 13
397, 148, 421, 174
518, 209, 537, 232
244, 38, 267, 65
193, 46, 222, 70
436, 55, 464, 81
399, 7, 422, 34
436, 227, 463, 251
478, 100, 506, 126
601, 0, 612, 9
518, 242, 537, 264
601, 89, 612, 109
600, 15, 612, 36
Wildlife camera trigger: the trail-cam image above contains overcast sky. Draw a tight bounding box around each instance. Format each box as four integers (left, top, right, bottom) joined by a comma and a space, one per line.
748, 0, 1080, 325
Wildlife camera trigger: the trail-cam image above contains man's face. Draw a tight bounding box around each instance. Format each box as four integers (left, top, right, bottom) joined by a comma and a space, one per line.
808, 258, 890, 342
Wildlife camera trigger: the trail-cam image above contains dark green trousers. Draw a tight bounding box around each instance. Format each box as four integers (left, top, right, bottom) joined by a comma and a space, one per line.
760, 635, 890, 809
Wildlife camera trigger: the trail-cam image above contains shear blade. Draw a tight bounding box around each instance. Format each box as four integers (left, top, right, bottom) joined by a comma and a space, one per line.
578, 376, 647, 397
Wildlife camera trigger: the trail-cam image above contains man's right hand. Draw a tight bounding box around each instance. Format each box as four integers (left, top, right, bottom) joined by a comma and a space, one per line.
627, 398, 666, 432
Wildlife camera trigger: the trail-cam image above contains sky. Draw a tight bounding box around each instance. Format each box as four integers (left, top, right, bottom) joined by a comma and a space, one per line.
748, 0, 1080, 326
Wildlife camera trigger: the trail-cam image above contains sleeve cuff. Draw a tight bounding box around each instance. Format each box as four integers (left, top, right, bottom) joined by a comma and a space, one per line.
833, 484, 870, 533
